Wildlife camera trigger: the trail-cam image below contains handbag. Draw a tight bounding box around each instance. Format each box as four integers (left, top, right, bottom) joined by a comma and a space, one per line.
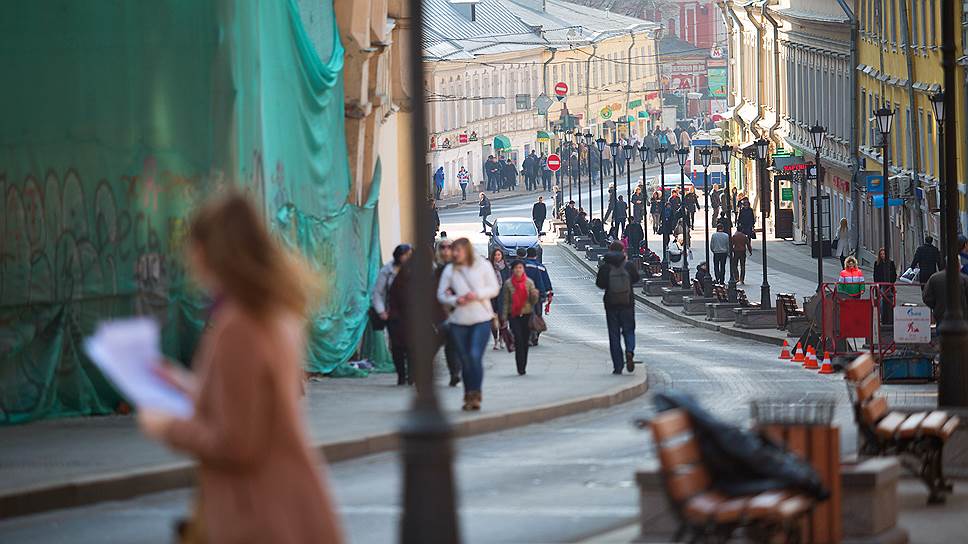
500, 325, 515, 352
368, 307, 387, 331
529, 312, 547, 333
831, 238, 839, 251
898, 266, 919, 284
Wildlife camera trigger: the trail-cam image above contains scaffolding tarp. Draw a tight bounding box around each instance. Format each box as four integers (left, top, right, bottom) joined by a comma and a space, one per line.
0, 0, 390, 424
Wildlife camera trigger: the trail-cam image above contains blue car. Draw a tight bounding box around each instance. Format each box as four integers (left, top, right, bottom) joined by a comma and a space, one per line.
487, 217, 543, 262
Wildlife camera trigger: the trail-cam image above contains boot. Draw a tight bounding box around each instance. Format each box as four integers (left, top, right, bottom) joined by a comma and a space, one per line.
625, 351, 635, 373
469, 391, 482, 411
462, 392, 474, 411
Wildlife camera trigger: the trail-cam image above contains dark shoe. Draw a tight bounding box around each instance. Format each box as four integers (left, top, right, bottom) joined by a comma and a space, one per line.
612, 369, 622, 375
462, 393, 473, 411
626, 352, 635, 373
517, 368, 526, 376
449, 375, 460, 387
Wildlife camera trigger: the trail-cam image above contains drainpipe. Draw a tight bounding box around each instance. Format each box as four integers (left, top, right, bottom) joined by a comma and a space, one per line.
899, 0, 923, 265
835, 0, 861, 261
743, 2, 765, 139
585, 43, 596, 134
625, 31, 636, 138
719, 0, 748, 193
543, 48, 556, 135
761, 2, 782, 148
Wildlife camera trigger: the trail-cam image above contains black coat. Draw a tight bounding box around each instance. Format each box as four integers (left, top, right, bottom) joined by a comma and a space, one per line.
626, 222, 644, 248
479, 197, 491, 217
564, 205, 578, 225
873, 260, 897, 283
737, 207, 755, 235
532, 202, 547, 223
911, 243, 943, 282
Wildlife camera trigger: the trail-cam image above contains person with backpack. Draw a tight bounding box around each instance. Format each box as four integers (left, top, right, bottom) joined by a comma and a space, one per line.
595, 241, 641, 374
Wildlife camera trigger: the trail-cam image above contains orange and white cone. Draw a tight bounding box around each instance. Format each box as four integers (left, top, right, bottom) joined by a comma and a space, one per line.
803, 347, 819, 370
818, 351, 835, 374
778, 340, 792, 360
791, 342, 805, 363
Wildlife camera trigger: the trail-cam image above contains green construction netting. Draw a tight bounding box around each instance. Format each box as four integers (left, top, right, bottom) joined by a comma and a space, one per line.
0, 0, 391, 425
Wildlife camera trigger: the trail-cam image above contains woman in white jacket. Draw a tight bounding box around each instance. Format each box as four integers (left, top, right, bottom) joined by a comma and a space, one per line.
834, 218, 850, 268
437, 237, 500, 410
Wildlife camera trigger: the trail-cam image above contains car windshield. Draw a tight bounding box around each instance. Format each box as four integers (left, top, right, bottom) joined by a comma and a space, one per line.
495, 221, 537, 236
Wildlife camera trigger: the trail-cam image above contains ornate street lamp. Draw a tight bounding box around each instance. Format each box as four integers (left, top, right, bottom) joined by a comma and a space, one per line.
638, 144, 650, 248
676, 146, 691, 285
623, 142, 636, 221
401, 0, 459, 540
563, 130, 573, 202
656, 146, 670, 279
754, 137, 771, 309
720, 143, 737, 302
609, 139, 620, 223
874, 106, 895, 259
698, 147, 713, 296
574, 130, 583, 210
596, 136, 607, 218
584, 131, 595, 217
809, 122, 827, 291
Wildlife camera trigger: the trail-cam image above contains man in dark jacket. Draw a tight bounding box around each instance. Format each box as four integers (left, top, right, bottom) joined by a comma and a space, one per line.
737, 200, 755, 239
523, 247, 553, 345
604, 183, 617, 221
625, 220, 644, 262
502, 158, 517, 191
613, 195, 628, 238
532, 196, 547, 232
479, 192, 492, 233
485, 155, 501, 193
563, 200, 578, 243
923, 268, 968, 322
522, 152, 535, 191
596, 242, 641, 374
911, 237, 943, 285
683, 189, 699, 231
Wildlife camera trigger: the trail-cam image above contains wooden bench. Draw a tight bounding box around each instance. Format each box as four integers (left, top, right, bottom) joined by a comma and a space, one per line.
691, 278, 704, 297
711, 283, 728, 303
649, 409, 815, 542
776, 293, 805, 329
845, 353, 960, 503
736, 289, 759, 309
644, 261, 663, 278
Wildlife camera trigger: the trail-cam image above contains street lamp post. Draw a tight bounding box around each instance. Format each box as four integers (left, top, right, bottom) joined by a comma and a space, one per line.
939, 0, 968, 407
676, 146, 691, 285
574, 130, 583, 210
596, 136, 606, 219
609, 140, 620, 225
656, 146, 670, 279
401, 0, 460, 540
639, 144, 650, 248
720, 143, 737, 302
754, 138, 772, 309
584, 131, 595, 218
698, 147, 713, 296
624, 142, 635, 221
874, 106, 895, 259
809, 122, 828, 291
930, 92, 947, 267
565, 131, 574, 202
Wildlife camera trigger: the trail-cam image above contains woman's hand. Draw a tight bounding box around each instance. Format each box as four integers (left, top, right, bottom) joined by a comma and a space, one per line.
153, 360, 199, 399
138, 408, 176, 441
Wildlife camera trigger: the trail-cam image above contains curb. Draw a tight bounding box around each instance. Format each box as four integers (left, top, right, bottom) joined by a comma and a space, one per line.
438, 190, 533, 210
558, 242, 785, 347
0, 374, 647, 520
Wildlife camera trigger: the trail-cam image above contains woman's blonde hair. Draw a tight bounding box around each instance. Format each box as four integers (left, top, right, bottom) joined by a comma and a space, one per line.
189, 191, 321, 319
845, 255, 858, 268
451, 237, 475, 266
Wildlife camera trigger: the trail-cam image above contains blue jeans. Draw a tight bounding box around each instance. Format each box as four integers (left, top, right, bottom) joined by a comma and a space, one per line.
605, 306, 636, 372
449, 321, 491, 393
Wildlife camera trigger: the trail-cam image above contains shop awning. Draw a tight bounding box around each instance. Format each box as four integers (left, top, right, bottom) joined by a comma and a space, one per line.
637, 111, 649, 118
627, 99, 643, 109
493, 134, 511, 150
536, 130, 551, 141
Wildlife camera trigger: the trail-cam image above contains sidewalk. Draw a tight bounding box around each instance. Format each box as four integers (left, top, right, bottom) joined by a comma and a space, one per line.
0, 335, 646, 519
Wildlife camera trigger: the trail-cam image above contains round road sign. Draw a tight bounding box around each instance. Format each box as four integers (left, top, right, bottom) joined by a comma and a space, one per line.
546, 153, 562, 172
554, 82, 568, 97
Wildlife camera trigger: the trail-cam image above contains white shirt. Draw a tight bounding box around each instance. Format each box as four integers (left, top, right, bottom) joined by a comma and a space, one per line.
437, 257, 500, 325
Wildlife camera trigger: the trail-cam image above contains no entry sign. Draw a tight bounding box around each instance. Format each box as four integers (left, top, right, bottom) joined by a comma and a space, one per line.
546, 153, 562, 172
554, 81, 568, 101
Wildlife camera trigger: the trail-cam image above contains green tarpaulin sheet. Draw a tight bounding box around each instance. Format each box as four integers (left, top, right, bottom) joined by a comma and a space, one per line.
0, 0, 391, 424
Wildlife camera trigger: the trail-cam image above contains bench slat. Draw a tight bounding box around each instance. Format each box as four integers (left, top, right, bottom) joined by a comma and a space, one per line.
659, 437, 703, 468
898, 412, 928, 439
940, 417, 960, 440
667, 466, 711, 502
713, 496, 749, 524
875, 412, 908, 440
684, 491, 726, 522
846, 353, 875, 382
856, 373, 881, 402
651, 410, 691, 442
862, 396, 889, 425
919, 411, 949, 435
746, 491, 788, 518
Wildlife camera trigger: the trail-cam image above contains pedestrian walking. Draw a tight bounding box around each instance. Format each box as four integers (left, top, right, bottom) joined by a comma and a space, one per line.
430, 198, 440, 239
595, 241, 640, 374
625, 220, 644, 262
923, 266, 968, 322
613, 195, 628, 238
631, 186, 645, 225
500, 260, 540, 375
553, 184, 563, 218
138, 193, 344, 544
437, 238, 501, 411
911, 236, 943, 285
457, 166, 469, 201
564, 200, 578, 243
833, 217, 851, 268
489, 248, 511, 351
660, 200, 680, 239
503, 158, 517, 191
523, 247, 552, 345
683, 187, 699, 231
737, 199, 755, 239
604, 183, 616, 221
541, 153, 553, 191
522, 151, 536, 191
709, 183, 722, 223
837, 256, 866, 298
434, 240, 462, 386
532, 196, 548, 233
730, 229, 752, 284
710, 223, 730, 283
479, 192, 492, 233
433, 166, 444, 200
649, 191, 662, 234
373, 244, 414, 384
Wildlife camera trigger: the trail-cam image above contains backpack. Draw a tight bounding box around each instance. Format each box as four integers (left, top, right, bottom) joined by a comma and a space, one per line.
607, 264, 632, 306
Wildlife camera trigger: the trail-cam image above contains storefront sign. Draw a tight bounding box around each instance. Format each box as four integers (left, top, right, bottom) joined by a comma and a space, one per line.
895, 306, 931, 343
833, 176, 850, 193
459, 133, 469, 144
781, 187, 793, 201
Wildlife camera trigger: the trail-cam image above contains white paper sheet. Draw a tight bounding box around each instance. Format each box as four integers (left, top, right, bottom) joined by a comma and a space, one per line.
83, 318, 194, 418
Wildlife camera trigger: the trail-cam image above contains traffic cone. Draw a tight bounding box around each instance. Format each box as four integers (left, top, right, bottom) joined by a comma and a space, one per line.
818, 351, 835, 374
803, 347, 819, 370
791, 342, 805, 363
778, 340, 792, 360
